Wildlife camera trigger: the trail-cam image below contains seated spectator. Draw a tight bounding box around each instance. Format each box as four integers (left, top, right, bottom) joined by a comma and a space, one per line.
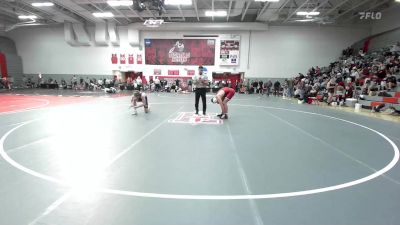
386, 73, 397, 90
336, 85, 345, 105
368, 80, 379, 96
372, 103, 400, 116
0, 77, 11, 89
345, 83, 354, 99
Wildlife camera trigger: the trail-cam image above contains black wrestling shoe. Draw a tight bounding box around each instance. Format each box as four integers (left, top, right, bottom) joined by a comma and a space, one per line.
220, 114, 228, 119
217, 113, 223, 117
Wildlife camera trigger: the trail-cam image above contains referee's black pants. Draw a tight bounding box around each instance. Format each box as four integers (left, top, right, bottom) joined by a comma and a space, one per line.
195, 88, 207, 114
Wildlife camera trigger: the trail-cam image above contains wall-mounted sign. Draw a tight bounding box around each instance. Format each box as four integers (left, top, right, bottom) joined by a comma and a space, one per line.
220, 37, 240, 66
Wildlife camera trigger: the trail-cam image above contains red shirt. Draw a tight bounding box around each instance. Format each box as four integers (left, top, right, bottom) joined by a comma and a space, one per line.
222, 87, 235, 99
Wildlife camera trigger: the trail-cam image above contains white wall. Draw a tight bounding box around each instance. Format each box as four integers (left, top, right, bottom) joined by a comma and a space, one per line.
7, 24, 370, 79
369, 28, 400, 51
248, 26, 369, 77
371, 4, 400, 35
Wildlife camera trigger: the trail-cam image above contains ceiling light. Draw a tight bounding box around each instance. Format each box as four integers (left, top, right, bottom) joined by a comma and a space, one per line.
297, 11, 320, 16
308, 11, 320, 16
295, 19, 314, 22
107, 0, 133, 6
255, 0, 279, 2
205, 10, 227, 17
18, 15, 38, 19
164, 0, 192, 5
92, 12, 114, 18
32, 2, 54, 7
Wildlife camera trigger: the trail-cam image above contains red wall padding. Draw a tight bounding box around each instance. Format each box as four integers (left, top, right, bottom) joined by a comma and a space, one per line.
0, 52, 8, 78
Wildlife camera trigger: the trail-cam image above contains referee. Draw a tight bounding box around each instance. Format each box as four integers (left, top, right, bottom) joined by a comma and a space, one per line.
193, 65, 208, 115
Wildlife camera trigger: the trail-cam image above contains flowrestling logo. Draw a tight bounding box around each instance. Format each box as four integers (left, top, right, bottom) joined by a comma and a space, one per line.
359, 12, 382, 20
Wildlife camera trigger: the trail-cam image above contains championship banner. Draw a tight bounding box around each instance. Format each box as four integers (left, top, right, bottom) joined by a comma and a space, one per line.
137, 54, 142, 64
220, 37, 240, 66
120, 54, 126, 64
110, 53, 142, 65
111, 54, 118, 64
145, 39, 215, 65
128, 54, 134, 64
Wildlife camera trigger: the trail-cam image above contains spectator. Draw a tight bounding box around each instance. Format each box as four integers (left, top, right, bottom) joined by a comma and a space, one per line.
136, 76, 142, 91
154, 77, 161, 92
386, 73, 397, 90
258, 80, 263, 94
273, 80, 281, 96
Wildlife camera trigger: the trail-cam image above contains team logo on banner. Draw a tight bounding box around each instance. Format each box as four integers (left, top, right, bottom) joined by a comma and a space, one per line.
137, 54, 143, 64
168, 41, 190, 63
168, 112, 223, 125
128, 54, 134, 64
120, 54, 126, 64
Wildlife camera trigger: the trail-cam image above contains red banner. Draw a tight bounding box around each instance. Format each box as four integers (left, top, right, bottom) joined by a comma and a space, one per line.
128, 54, 134, 64
111, 54, 118, 64
0, 53, 8, 78
187, 70, 195, 76
168, 70, 179, 75
145, 39, 215, 65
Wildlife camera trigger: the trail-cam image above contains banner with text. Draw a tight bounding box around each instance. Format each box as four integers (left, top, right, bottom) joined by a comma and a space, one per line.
220, 37, 240, 66
145, 39, 215, 65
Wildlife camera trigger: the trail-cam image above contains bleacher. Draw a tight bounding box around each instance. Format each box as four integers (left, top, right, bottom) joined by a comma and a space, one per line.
356, 74, 400, 110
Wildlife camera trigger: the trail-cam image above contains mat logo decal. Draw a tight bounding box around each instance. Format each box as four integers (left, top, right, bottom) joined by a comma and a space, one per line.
168, 112, 223, 125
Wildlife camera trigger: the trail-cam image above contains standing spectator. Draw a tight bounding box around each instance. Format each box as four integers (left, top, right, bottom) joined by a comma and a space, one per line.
287, 78, 294, 98
71, 75, 78, 90
273, 80, 281, 96
188, 79, 193, 92
252, 80, 258, 94
264, 80, 272, 96
258, 80, 263, 94
136, 76, 142, 91
327, 77, 336, 105
192, 65, 208, 115
37, 73, 42, 88
154, 77, 161, 92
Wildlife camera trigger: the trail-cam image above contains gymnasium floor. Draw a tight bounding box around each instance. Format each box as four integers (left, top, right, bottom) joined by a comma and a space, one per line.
0, 91, 399, 225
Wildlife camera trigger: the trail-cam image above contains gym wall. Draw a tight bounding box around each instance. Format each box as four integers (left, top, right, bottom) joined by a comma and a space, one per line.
6, 25, 369, 79
0, 36, 23, 84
